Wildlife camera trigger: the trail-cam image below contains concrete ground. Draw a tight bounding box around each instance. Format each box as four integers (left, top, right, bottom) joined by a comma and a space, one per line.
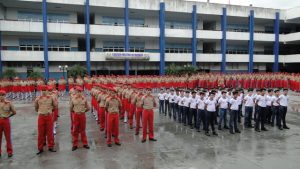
1, 93, 300, 169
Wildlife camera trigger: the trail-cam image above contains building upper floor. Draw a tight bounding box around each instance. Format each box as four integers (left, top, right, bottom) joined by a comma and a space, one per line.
0, 0, 299, 43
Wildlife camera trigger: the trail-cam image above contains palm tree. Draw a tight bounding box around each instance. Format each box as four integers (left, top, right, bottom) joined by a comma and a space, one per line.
3, 68, 17, 80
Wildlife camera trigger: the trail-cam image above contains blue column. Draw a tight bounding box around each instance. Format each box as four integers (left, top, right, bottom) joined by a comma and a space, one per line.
85, 0, 91, 76
159, 2, 165, 75
273, 12, 280, 72
221, 8, 227, 73
124, 0, 130, 75
0, 31, 2, 78
248, 10, 254, 73
42, 0, 49, 80
192, 5, 197, 67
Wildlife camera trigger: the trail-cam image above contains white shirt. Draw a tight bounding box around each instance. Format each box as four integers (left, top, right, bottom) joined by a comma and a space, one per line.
175, 95, 180, 104
164, 93, 170, 100
256, 95, 267, 107
205, 99, 217, 112
218, 97, 229, 109
229, 98, 239, 110
169, 94, 176, 103
158, 93, 165, 100
244, 94, 254, 107
279, 94, 288, 107
197, 98, 205, 110
178, 96, 184, 106
237, 94, 243, 105
189, 97, 197, 109
266, 95, 273, 106
183, 96, 191, 107
227, 93, 232, 100
272, 96, 280, 106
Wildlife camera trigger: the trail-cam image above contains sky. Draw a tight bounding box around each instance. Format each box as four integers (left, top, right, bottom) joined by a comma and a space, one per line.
185, 0, 300, 9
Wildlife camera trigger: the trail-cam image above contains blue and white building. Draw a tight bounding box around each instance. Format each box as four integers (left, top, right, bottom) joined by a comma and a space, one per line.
0, 0, 300, 79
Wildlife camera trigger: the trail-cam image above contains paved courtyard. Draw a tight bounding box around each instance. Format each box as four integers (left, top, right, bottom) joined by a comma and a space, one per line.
0, 93, 300, 169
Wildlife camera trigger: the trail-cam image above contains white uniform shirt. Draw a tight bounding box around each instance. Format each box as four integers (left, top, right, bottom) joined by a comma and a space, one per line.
266, 95, 273, 106
279, 94, 288, 107
169, 94, 176, 103
164, 93, 170, 101
205, 99, 217, 112
158, 93, 165, 100
272, 96, 280, 106
229, 98, 239, 110
178, 96, 184, 106
183, 96, 191, 107
244, 94, 254, 107
189, 97, 197, 109
218, 97, 229, 109
256, 95, 267, 107
197, 98, 205, 110
175, 94, 180, 104
237, 94, 243, 105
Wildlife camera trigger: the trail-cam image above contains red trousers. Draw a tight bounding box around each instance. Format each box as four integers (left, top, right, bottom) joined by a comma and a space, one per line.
129, 104, 135, 127
135, 107, 143, 134
106, 113, 120, 145
37, 115, 54, 150
98, 107, 105, 130
72, 113, 88, 147
53, 108, 58, 122
0, 118, 13, 155
142, 109, 154, 140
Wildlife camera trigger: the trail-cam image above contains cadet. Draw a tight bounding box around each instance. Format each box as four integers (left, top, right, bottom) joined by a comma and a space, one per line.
0, 90, 16, 158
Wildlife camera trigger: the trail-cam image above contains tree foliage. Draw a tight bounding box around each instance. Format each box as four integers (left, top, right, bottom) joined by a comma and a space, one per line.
166, 63, 197, 75
68, 64, 87, 78
28, 68, 44, 80
3, 68, 17, 79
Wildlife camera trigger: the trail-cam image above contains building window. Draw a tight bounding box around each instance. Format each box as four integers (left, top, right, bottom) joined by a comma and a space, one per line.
103, 42, 145, 52
165, 43, 192, 53
166, 21, 192, 29
18, 11, 70, 23
19, 39, 71, 51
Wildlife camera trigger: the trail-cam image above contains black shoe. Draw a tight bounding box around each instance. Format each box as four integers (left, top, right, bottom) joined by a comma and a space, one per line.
271, 124, 274, 127
48, 148, 56, 152
224, 126, 229, 129
8, 154, 13, 158
205, 132, 210, 136
115, 142, 121, 146
230, 131, 234, 134
218, 126, 222, 130
36, 150, 44, 155
149, 138, 157, 142
141, 139, 146, 143
249, 125, 254, 128
197, 130, 201, 132
283, 126, 290, 129
107, 144, 112, 147
72, 146, 78, 151
255, 129, 261, 132
261, 128, 268, 131
83, 145, 90, 149
235, 130, 241, 133
100, 128, 104, 131
212, 132, 218, 136
278, 127, 283, 130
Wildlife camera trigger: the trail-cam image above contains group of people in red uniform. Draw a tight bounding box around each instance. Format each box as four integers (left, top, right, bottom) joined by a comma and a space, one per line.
0, 72, 298, 158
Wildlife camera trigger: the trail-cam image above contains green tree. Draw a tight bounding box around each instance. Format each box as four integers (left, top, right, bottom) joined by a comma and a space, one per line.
166, 63, 180, 75
180, 64, 198, 75
28, 68, 44, 80
68, 64, 87, 78
3, 68, 17, 79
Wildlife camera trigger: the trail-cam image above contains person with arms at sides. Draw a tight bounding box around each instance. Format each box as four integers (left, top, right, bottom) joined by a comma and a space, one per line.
229, 91, 241, 134
255, 88, 268, 132
243, 89, 255, 128
271, 89, 282, 130
217, 91, 229, 130
204, 92, 218, 136
278, 88, 290, 129
0, 90, 16, 158
196, 92, 206, 132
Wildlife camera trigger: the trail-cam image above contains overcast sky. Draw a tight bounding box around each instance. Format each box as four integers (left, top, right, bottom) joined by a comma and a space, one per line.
186, 0, 300, 9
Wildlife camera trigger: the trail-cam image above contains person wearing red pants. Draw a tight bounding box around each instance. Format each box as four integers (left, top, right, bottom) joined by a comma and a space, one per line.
34, 85, 57, 155
97, 89, 108, 131
70, 86, 90, 151
128, 90, 137, 129
141, 88, 157, 143
135, 88, 144, 135
105, 89, 122, 147
0, 90, 16, 158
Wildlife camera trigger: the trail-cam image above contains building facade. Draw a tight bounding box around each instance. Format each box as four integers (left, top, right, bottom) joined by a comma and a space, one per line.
0, 0, 300, 79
